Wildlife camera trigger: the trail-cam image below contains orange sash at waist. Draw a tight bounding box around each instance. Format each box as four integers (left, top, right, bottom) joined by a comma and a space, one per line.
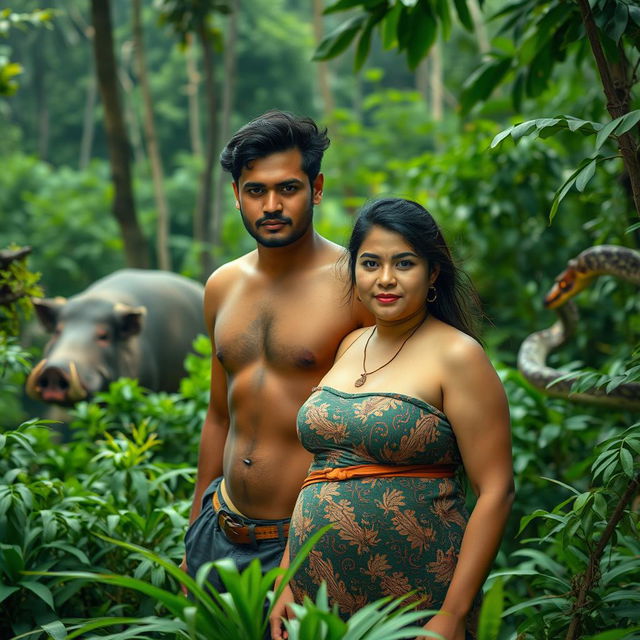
301, 463, 457, 490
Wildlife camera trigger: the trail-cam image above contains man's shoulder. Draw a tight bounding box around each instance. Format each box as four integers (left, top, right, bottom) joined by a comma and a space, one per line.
313, 236, 348, 277
206, 253, 256, 288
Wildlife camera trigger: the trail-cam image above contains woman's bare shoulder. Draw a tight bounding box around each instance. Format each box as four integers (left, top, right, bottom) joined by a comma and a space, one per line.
425, 319, 486, 368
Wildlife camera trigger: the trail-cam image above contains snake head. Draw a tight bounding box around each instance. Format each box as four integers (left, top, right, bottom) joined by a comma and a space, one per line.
544, 265, 594, 309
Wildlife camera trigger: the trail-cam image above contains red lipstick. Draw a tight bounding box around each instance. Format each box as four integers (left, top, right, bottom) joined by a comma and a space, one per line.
375, 294, 400, 304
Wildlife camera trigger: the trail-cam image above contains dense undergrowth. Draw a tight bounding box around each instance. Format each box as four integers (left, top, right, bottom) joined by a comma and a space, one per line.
0, 332, 638, 639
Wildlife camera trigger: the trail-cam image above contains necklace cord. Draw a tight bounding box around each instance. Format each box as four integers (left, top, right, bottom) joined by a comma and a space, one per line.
355, 318, 425, 387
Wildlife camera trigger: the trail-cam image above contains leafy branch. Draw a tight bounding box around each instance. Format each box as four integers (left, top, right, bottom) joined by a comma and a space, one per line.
491, 111, 640, 221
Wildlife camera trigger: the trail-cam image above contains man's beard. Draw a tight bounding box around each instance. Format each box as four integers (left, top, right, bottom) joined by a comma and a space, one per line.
239, 200, 314, 248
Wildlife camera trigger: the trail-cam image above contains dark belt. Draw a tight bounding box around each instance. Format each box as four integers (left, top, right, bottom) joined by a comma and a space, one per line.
213, 489, 290, 545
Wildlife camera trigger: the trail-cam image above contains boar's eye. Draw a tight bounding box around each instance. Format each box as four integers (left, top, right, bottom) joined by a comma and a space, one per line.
96, 329, 110, 343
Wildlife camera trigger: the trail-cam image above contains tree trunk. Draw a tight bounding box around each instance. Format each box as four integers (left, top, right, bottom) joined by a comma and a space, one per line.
565, 472, 640, 640
132, 0, 171, 271
313, 0, 335, 114
208, 0, 239, 275
186, 33, 203, 158
416, 57, 429, 104
118, 63, 146, 167
430, 40, 443, 122
576, 0, 640, 217
194, 23, 218, 280
416, 45, 443, 122
79, 75, 97, 169
33, 35, 49, 160
469, 0, 489, 54
90, 0, 149, 268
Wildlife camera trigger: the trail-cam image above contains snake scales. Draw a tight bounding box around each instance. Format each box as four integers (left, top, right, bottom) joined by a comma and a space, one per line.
517, 245, 640, 410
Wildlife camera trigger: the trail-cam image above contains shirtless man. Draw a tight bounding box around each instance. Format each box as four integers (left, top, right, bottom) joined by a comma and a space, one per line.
184, 111, 370, 590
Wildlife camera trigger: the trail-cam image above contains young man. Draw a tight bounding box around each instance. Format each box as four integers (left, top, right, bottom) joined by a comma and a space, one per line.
184, 111, 370, 590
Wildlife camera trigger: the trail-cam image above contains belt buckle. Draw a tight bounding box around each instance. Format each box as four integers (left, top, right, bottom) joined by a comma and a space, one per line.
218, 510, 247, 544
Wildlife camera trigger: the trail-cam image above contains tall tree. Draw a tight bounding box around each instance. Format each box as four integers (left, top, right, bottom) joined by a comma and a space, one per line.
209, 0, 239, 274
90, 0, 149, 268
33, 32, 49, 160
312, 0, 335, 114
185, 33, 204, 158
157, 0, 229, 280
132, 0, 172, 270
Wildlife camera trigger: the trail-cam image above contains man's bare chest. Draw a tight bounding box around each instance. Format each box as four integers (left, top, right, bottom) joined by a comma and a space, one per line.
214, 281, 352, 373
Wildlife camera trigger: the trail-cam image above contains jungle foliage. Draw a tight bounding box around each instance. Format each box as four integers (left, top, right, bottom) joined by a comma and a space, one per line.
1, 0, 639, 638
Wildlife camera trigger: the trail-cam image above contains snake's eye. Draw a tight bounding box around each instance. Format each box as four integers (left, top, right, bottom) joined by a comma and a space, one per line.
559, 280, 569, 290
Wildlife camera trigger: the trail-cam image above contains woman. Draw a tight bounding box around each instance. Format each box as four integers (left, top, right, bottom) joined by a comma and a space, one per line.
270, 198, 514, 640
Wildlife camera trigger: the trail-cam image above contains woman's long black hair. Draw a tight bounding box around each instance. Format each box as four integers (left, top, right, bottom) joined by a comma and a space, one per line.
347, 197, 483, 343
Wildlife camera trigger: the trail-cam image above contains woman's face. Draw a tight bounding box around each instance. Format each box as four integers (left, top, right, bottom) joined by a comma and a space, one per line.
355, 225, 438, 324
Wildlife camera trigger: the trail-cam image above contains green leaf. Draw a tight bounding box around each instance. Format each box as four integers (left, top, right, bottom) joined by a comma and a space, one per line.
43, 541, 90, 565
540, 476, 580, 495
508, 120, 539, 140
381, 2, 402, 49
406, 4, 437, 69
0, 583, 19, 604
490, 126, 514, 149
592, 492, 608, 519
39, 620, 67, 640
619, 448, 634, 477
614, 109, 640, 137
323, 0, 380, 15
354, 8, 386, 71
595, 115, 624, 149
575, 158, 597, 192
503, 594, 568, 616
549, 165, 581, 223
21, 580, 54, 609
434, 0, 452, 40
477, 577, 503, 640
453, 0, 473, 31
608, 3, 628, 44
354, 20, 374, 70
566, 116, 599, 133
313, 15, 367, 61
573, 491, 592, 511
460, 57, 512, 115
585, 627, 640, 640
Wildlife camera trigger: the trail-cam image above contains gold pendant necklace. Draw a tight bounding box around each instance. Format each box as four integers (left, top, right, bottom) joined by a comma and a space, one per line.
355, 319, 425, 387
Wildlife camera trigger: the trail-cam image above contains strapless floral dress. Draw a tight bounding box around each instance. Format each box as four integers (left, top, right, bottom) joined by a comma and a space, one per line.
288, 386, 478, 636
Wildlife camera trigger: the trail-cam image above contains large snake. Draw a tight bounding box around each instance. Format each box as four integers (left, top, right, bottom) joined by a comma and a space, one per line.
517, 245, 640, 410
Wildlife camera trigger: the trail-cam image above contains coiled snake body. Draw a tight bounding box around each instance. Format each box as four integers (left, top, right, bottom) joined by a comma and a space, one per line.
517, 245, 640, 410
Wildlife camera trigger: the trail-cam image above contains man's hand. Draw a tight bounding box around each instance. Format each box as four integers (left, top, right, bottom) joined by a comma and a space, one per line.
179, 554, 189, 596
269, 583, 296, 640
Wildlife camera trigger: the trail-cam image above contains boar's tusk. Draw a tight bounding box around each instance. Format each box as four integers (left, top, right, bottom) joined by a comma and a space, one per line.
67, 361, 88, 402
25, 359, 47, 399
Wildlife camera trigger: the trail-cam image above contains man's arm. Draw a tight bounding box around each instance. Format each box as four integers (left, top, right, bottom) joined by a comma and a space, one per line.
188, 271, 231, 524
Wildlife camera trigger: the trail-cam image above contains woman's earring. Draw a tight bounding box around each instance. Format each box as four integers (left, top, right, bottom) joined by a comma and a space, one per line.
426, 286, 437, 303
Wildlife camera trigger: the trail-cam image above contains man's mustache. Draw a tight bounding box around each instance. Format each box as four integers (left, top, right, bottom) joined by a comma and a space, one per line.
257, 213, 293, 227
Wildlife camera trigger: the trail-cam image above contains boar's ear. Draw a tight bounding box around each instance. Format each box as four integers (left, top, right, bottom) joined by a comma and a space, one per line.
32, 297, 67, 332
114, 302, 147, 338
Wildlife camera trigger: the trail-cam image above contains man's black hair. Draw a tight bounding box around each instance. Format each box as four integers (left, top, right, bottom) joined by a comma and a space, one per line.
220, 110, 330, 184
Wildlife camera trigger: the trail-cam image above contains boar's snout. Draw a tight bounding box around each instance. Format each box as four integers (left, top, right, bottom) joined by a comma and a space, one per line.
26, 360, 88, 405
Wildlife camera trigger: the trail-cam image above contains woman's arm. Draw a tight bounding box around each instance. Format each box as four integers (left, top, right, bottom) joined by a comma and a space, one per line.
423, 337, 514, 639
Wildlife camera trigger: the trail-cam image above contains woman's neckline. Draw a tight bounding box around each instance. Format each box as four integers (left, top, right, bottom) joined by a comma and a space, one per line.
312, 385, 447, 420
